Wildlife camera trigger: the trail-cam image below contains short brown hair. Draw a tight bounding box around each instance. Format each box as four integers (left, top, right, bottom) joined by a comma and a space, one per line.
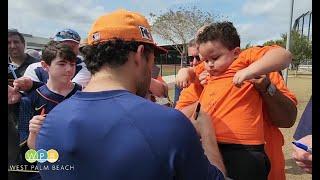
41, 41, 76, 65
82, 38, 154, 74
196, 21, 240, 50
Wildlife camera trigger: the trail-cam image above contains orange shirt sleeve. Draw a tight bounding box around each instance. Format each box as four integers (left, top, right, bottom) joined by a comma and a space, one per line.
194, 61, 205, 77
175, 62, 206, 110
238, 45, 282, 66
175, 81, 203, 110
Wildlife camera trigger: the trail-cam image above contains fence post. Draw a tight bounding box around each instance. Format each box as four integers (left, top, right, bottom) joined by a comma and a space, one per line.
283, 0, 294, 85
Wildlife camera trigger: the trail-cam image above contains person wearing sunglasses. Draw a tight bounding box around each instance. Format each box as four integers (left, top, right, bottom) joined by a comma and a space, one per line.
13, 29, 92, 94
173, 39, 203, 105
186, 39, 201, 67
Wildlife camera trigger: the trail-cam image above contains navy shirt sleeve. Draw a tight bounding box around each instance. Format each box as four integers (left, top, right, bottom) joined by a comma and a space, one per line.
131, 105, 225, 180
18, 95, 34, 143
293, 97, 312, 140
167, 111, 224, 180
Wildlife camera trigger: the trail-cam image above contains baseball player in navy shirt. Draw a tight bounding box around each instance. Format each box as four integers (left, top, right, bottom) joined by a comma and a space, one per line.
36, 9, 226, 180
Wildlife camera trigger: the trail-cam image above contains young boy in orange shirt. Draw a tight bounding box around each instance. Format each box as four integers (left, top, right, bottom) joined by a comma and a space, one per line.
175, 22, 292, 180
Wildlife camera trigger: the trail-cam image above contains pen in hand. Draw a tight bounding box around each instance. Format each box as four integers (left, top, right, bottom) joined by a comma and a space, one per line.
194, 103, 201, 120
292, 141, 312, 154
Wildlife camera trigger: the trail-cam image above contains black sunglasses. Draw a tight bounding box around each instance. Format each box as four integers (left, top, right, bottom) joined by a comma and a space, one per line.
187, 55, 200, 62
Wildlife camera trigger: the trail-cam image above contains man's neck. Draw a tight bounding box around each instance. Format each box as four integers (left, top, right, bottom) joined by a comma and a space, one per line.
46, 79, 74, 97
10, 54, 27, 67
83, 69, 135, 93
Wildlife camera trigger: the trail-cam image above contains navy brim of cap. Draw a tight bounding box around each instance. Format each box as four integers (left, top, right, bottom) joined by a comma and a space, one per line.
53, 38, 80, 44
153, 44, 168, 55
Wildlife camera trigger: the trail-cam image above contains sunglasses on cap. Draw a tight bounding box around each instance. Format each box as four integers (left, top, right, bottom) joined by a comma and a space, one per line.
187, 55, 201, 62
53, 29, 81, 43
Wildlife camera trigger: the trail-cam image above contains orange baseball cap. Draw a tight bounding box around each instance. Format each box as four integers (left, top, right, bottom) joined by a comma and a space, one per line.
87, 9, 167, 54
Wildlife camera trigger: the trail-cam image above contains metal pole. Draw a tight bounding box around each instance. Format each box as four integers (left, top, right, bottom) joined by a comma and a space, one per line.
160, 55, 163, 76
174, 53, 177, 77
301, 15, 305, 37
283, 0, 294, 85
308, 12, 312, 41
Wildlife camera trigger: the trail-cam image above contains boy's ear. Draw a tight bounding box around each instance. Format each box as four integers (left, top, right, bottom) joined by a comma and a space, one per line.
233, 47, 241, 59
41, 61, 49, 72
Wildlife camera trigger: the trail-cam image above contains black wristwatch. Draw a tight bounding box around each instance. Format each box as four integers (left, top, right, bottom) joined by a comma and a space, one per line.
266, 83, 276, 96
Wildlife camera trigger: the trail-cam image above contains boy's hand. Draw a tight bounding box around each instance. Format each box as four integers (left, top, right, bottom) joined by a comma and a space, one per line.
233, 67, 255, 87
8, 85, 21, 104
199, 70, 209, 86
29, 115, 46, 135
176, 68, 193, 88
13, 77, 33, 91
292, 135, 312, 173
149, 78, 167, 97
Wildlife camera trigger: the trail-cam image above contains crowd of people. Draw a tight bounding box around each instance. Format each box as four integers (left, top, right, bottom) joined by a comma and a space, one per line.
8, 8, 312, 180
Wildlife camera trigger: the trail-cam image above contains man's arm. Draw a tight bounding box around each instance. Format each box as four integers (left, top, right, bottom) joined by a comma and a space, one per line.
178, 101, 198, 119
233, 47, 292, 86
191, 109, 226, 176
250, 75, 297, 128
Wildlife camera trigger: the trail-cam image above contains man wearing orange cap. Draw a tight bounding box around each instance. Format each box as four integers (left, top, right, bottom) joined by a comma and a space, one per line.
36, 9, 226, 180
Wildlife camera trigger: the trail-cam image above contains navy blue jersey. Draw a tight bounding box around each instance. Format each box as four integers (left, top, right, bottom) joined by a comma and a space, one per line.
17, 83, 81, 179
36, 90, 224, 180
19, 83, 82, 143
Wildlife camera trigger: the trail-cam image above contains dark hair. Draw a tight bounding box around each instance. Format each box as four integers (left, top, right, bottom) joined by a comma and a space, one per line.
8, 30, 25, 45
41, 41, 77, 65
188, 39, 197, 48
196, 21, 240, 50
82, 38, 154, 74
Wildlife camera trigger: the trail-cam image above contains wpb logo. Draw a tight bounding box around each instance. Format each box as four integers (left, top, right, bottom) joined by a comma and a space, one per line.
25, 149, 59, 163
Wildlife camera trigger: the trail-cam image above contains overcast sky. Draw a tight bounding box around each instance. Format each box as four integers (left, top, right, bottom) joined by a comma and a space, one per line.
8, 0, 312, 47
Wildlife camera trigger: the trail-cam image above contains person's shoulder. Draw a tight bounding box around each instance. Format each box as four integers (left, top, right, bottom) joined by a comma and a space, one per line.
24, 85, 43, 99
194, 61, 205, 76
76, 56, 85, 65
73, 83, 83, 91
20, 86, 42, 105
245, 45, 283, 55
26, 61, 42, 68
238, 45, 284, 63
132, 99, 193, 132
25, 54, 39, 64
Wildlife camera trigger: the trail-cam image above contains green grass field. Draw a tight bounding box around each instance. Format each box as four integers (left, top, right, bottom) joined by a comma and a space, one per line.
282, 76, 312, 180
156, 64, 181, 76
160, 63, 312, 179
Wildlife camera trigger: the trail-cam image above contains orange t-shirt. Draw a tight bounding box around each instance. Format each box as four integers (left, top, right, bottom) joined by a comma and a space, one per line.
199, 45, 282, 145
177, 45, 281, 145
